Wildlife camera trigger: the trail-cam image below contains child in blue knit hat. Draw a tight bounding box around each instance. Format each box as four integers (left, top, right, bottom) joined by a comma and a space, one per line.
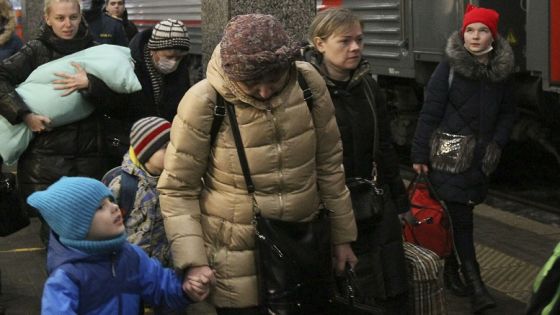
28, 176, 207, 314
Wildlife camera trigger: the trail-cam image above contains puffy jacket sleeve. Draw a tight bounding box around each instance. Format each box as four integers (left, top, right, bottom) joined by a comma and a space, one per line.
411, 61, 450, 164
41, 269, 79, 315
297, 62, 357, 244
133, 246, 190, 309
0, 42, 38, 124
158, 80, 215, 269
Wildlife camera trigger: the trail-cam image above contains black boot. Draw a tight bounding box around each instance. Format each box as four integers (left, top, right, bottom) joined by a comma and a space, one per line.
462, 261, 496, 313
444, 255, 469, 296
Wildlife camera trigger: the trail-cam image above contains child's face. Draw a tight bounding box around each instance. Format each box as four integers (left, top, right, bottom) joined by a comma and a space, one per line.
144, 143, 168, 176
87, 198, 125, 240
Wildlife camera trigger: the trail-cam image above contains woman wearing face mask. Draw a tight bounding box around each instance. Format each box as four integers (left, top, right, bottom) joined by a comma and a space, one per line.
127, 19, 191, 122
411, 4, 515, 313
0, 0, 127, 244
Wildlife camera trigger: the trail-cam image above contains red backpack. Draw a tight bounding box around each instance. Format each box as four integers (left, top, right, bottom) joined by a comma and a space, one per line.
403, 174, 453, 258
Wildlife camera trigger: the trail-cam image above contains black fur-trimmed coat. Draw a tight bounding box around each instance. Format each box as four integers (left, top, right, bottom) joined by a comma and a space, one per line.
411, 32, 516, 205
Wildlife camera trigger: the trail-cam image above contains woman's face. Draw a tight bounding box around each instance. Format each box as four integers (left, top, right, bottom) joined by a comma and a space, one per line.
314, 23, 363, 77
463, 22, 494, 54
45, 1, 81, 40
235, 69, 290, 101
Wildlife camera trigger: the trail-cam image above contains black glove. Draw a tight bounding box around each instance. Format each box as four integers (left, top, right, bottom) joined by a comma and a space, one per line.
482, 141, 502, 176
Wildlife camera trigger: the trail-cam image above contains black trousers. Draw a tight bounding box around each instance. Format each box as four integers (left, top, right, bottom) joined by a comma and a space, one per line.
216, 307, 260, 315
446, 201, 475, 263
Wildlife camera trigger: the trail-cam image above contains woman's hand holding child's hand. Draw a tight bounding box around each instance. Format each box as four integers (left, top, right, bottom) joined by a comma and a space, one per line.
52, 62, 89, 96
183, 266, 216, 302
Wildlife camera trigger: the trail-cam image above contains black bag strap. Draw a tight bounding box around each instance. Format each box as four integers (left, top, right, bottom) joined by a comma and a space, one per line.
210, 92, 226, 146
362, 75, 381, 184
297, 71, 314, 112
210, 70, 314, 145
226, 103, 256, 194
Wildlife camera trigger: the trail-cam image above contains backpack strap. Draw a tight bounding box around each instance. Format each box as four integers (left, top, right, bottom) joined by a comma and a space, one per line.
119, 171, 138, 220
210, 70, 314, 145
101, 166, 122, 186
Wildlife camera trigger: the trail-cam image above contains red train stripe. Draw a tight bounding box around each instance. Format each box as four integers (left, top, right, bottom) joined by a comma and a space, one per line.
551, 0, 560, 85
319, 0, 342, 10
131, 19, 201, 28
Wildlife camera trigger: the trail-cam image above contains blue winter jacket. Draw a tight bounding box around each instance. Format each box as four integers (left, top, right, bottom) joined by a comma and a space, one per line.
43, 233, 190, 314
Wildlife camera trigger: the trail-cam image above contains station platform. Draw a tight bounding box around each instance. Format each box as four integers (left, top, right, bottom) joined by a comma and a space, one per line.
0, 201, 558, 314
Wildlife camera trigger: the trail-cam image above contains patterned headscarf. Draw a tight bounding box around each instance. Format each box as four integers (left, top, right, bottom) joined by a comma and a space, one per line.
220, 14, 300, 81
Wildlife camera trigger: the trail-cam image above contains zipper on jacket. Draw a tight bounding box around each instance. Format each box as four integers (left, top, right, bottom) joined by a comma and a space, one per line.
111, 253, 117, 277
266, 106, 286, 214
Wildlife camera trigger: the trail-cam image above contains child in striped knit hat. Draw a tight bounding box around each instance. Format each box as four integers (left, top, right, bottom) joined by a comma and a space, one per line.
103, 116, 213, 309
103, 116, 173, 265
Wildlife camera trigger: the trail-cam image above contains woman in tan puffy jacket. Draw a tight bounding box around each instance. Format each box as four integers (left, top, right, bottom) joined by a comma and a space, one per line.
158, 14, 357, 314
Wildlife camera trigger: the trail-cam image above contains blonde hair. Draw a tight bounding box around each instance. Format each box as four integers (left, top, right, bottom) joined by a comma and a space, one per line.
44, 0, 81, 16
308, 8, 363, 46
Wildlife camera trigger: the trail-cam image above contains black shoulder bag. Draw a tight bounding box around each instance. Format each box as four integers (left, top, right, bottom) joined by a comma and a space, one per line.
0, 170, 29, 236
344, 76, 385, 224
224, 75, 333, 315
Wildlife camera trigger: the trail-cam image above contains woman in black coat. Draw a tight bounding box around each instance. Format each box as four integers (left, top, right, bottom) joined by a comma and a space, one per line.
0, 0, 124, 244
305, 8, 410, 314
411, 4, 515, 313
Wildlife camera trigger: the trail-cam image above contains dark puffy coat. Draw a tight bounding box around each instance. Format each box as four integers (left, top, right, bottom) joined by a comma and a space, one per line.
0, 34, 22, 61
128, 29, 191, 122
304, 48, 409, 301
411, 32, 516, 204
112, 9, 138, 41
0, 21, 123, 210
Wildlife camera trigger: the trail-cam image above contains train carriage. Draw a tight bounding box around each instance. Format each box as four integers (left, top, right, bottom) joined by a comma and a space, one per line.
126, 0, 560, 207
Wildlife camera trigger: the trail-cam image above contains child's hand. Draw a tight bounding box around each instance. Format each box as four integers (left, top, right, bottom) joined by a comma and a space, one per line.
183, 266, 215, 302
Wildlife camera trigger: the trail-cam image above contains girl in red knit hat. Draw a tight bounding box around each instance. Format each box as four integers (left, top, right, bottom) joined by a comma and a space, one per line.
411, 4, 515, 313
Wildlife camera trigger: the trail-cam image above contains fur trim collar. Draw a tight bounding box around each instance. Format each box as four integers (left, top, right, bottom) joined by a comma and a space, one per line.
445, 31, 514, 82
0, 11, 16, 46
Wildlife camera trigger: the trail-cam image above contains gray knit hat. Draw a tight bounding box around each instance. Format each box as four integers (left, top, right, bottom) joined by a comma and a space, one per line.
147, 19, 190, 51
